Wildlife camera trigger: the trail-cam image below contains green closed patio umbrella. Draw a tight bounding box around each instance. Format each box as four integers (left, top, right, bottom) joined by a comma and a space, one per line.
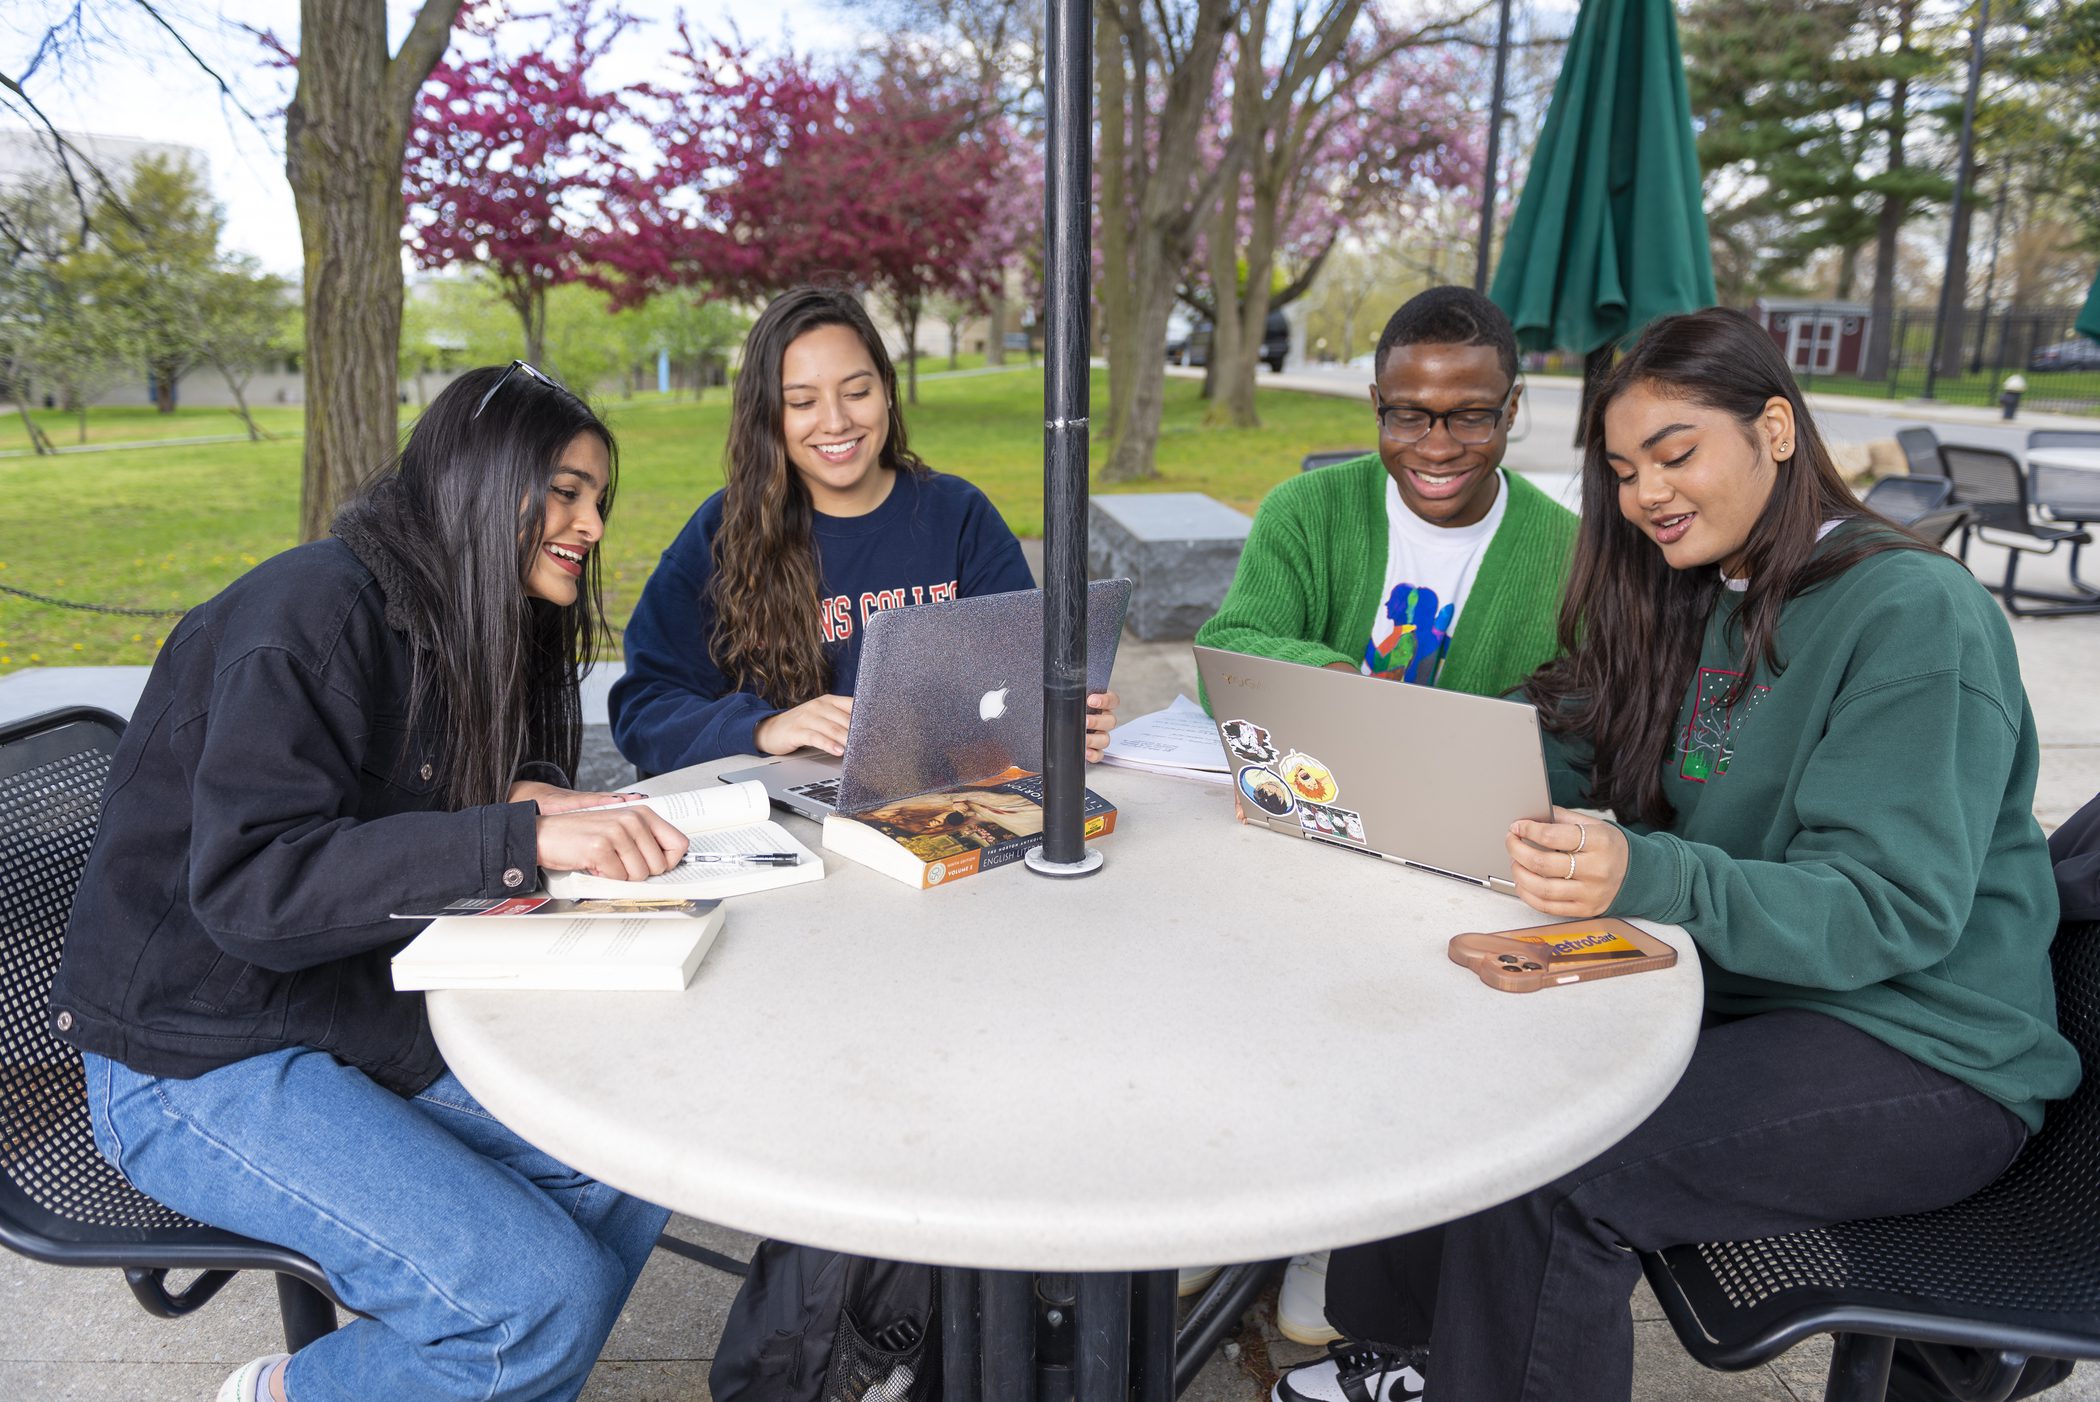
1488, 0, 1715, 439
2078, 268, 2100, 343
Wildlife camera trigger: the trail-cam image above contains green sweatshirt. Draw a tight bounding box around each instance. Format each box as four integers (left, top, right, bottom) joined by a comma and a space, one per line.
1555, 530, 2078, 1132
1195, 456, 1578, 702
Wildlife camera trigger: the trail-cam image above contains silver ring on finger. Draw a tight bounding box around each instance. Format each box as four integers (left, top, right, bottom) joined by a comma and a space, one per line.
1574, 822, 1588, 853
1566, 852, 1578, 880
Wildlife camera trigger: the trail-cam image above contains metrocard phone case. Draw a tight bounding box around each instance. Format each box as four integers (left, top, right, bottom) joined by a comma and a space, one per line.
1449, 918, 1677, 993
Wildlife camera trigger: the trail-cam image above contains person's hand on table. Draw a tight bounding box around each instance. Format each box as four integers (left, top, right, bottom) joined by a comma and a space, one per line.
755, 695, 853, 757
1084, 689, 1120, 763
1507, 806, 1628, 918
535, 806, 689, 881
508, 780, 647, 814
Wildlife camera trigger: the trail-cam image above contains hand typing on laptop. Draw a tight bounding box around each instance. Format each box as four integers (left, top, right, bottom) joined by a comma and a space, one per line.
755, 695, 854, 757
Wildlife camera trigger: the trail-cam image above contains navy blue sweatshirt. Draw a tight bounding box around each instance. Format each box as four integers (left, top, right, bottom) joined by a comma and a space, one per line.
610, 468, 1035, 774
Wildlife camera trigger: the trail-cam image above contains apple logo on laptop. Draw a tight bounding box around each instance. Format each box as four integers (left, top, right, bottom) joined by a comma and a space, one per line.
979, 686, 1009, 722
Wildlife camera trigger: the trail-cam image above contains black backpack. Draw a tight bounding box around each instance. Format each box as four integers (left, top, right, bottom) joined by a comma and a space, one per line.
710, 1240, 940, 1402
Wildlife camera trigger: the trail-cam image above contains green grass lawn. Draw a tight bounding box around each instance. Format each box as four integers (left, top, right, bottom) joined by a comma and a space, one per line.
0, 370, 1370, 671
3, 402, 308, 451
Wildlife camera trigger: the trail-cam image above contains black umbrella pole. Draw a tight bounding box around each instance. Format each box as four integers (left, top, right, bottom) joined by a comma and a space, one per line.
1027, 0, 1101, 878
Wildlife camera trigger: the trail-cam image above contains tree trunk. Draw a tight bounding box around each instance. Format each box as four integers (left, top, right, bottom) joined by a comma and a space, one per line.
1935, 191, 1976, 380
1099, 0, 1235, 483
902, 297, 921, 405
986, 284, 1007, 367
1860, 3, 1915, 383
216, 360, 264, 442
1836, 243, 1861, 301
1096, 0, 1134, 437
946, 313, 962, 370
1203, 169, 1244, 417
287, 0, 461, 543
153, 365, 178, 413
14, 400, 56, 455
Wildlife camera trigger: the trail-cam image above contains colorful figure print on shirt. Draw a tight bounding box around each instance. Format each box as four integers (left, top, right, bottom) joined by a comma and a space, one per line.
1677, 668, 1772, 782
1363, 582, 1455, 686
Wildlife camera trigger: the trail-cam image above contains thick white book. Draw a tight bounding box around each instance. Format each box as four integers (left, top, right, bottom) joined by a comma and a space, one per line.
391, 906, 726, 992
542, 780, 824, 899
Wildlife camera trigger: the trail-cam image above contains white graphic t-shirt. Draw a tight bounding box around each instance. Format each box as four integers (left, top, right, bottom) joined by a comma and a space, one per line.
1360, 469, 1508, 687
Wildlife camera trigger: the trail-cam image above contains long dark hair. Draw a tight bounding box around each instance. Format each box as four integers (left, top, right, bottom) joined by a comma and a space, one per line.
1525, 307, 1928, 828
709, 286, 929, 707
333, 365, 616, 810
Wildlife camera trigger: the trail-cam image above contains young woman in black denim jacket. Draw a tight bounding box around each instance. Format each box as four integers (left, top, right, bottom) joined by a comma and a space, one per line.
51, 366, 689, 1402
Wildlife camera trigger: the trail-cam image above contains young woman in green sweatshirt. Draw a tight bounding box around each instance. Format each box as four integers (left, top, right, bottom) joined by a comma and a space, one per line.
1278, 308, 2079, 1402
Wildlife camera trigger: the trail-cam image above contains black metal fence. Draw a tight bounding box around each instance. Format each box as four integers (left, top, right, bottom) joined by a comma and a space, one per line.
1748, 303, 2100, 414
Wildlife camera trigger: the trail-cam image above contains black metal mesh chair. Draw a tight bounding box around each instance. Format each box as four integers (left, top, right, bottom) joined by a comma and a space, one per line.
1862, 476, 1969, 547
1641, 918, 2100, 1401
1301, 449, 1372, 472
1937, 444, 2098, 617
0, 707, 341, 1352
1895, 426, 1946, 478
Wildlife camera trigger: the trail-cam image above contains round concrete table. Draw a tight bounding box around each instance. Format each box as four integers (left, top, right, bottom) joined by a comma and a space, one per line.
2027, 447, 2100, 474
2026, 447, 2100, 600
429, 759, 1703, 1399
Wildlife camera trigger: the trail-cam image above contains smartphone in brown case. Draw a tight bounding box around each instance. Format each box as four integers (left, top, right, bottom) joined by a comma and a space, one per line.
1448, 918, 1677, 993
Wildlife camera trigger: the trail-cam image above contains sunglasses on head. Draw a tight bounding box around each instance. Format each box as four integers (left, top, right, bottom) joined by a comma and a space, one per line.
473, 360, 563, 419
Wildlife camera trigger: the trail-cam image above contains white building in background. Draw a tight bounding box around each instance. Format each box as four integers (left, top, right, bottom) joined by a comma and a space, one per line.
0, 127, 298, 412
0, 128, 206, 196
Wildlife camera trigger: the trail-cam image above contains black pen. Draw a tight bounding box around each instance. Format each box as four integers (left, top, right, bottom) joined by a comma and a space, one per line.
680, 851, 801, 866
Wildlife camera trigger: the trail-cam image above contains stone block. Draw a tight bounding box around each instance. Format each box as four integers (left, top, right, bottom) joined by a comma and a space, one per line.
1088, 493, 1253, 641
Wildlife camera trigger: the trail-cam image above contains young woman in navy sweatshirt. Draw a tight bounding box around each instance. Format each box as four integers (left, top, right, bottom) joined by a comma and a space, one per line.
609, 286, 1117, 774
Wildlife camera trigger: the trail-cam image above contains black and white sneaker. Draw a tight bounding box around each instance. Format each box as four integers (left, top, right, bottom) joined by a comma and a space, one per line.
1270, 1339, 1428, 1402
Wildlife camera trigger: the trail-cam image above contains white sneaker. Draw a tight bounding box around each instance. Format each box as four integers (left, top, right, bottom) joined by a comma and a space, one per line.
1177, 1264, 1222, 1296
216, 1354, 289, 1402
1277, 1249, 1340, 1345
1271, 1341, 1426, 1402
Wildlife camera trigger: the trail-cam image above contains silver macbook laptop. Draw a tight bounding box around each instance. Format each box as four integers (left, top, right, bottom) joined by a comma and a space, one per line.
724, 579, 1132, 818
1192, 645, 1552, 892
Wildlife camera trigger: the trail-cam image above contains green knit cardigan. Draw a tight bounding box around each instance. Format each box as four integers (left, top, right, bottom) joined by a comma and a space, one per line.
1195, 455, 1579, 701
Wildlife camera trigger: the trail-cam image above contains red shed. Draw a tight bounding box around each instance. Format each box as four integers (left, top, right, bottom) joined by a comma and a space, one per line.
1753, 299, 1872, 376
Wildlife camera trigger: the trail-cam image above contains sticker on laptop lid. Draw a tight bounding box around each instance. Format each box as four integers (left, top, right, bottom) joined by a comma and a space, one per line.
1237, 764, 1296, 817
1297, 801, 1364, 844
1221, 719, 1279, 764
1280, 751, 1339, 805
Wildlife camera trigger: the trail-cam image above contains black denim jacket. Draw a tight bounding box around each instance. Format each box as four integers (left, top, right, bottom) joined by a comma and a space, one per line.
50, 533, 548, 1096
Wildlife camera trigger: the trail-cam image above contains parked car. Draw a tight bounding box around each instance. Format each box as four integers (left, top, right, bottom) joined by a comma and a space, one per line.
1182, 311, 1290, 372
2028, 337, 2100, 372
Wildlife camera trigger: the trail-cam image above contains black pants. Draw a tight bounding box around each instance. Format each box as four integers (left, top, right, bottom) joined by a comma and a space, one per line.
1326, 1010, 2029, 1402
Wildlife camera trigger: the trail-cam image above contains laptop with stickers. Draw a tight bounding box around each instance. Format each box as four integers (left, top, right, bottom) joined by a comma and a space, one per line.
1192, 644, 1552, 892
723, 580, 1132, 819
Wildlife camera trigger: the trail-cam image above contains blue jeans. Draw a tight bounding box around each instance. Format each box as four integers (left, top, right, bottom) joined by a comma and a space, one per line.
83, 1047, 671, 1402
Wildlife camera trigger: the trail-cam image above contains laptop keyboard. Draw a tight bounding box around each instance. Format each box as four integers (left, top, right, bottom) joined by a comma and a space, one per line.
788, 776, 843, 807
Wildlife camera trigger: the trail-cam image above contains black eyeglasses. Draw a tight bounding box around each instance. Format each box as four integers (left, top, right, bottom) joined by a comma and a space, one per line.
474, 359, 561, 418
1376, 389, 1516, 446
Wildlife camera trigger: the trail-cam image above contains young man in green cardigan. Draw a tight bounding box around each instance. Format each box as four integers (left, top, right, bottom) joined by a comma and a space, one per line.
1197, 287, 1576, 704
1193, 287, 1577, 1354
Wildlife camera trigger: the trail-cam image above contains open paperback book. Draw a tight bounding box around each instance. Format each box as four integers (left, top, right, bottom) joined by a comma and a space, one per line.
543, 780, 825, 899
1099, 694, 1231, 784
391, 904, 726, 992
822, 767, 1117, 889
